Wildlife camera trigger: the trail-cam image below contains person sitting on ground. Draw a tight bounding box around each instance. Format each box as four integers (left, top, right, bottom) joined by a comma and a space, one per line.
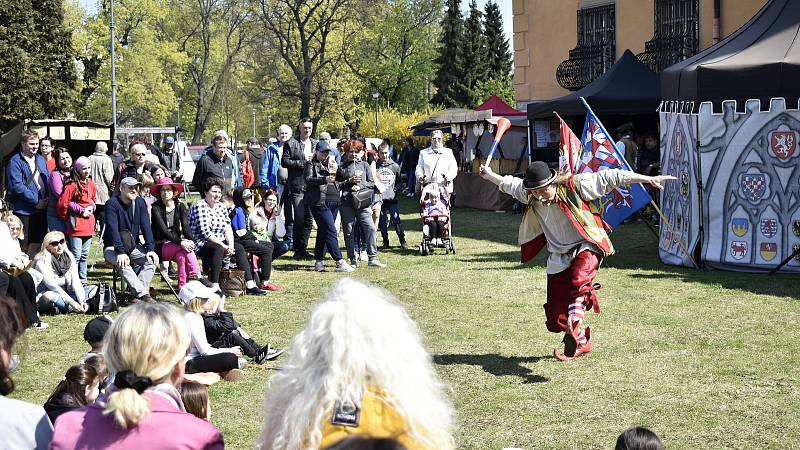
150, 177, 201, 290
180, 381, 210, 421
199, 282, 285, 364
57, 156, 96, 284
149, 164, 168, 184
248, 189, 290, 260
0, 217, 46, 329
257, 278, 455, 450
82, 316, 112, 360
43, 363, 102, 424
230, 187, 280, 292
615, 426, 664, 450
103, 177, 159, 303
33, 231, 92, 315
81, 354, 109, 399
0, 296, 54, 449
50, 302, 224, 449
179, 281, 246, 381
189, 177, 246, 296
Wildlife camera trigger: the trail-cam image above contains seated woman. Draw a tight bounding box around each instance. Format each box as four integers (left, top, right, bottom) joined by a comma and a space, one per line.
257, 278, 454, 450
304, 140, 354, 273
57, 156, 96, 284
189, 177, 260, 296
230, 187, 280, 292
0, 216, 46, 329
43, 363, 102, 424
33, 231, 92, 314
201, 285, 284, 363
179, 281, 245, 381
50, 302, 224, 449
248, 189, 290, 260
150, 177, 200, 290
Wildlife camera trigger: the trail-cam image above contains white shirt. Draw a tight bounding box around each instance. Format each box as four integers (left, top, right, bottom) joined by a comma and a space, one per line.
415, 146, 458, 192
301, 139, 313, 161
0, 395, 53, 450
184, 311, 228, 358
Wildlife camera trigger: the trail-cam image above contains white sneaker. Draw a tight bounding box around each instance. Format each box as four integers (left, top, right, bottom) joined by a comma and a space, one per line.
367, 259, 386, 268
315, 261, 327, 272
31, 322, 49, 330
335, 260, 356, 272
359, 250, 368, 261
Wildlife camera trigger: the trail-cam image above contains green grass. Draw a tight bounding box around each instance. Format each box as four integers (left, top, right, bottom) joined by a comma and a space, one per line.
10, 196, 800, 449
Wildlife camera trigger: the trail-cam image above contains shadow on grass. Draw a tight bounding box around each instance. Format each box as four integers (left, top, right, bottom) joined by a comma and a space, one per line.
433, 353, 549, 384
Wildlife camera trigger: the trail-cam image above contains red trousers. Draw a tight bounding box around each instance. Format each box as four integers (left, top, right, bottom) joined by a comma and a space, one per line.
543, 250, 601, 333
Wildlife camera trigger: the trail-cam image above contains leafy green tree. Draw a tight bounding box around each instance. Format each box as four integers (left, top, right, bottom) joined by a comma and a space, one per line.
462, 0, 487, 107
0, 0, 77, 130
473, 73, 514, 106
431, 0, 469, 108
483, 0, 511, 79
346, 0, 442, 112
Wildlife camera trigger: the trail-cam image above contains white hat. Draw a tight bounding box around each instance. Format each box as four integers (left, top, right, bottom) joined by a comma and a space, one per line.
178, 280, 218, 304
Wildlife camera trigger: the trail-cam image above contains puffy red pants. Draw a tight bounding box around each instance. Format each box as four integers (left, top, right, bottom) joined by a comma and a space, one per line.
543, 250, 601, 333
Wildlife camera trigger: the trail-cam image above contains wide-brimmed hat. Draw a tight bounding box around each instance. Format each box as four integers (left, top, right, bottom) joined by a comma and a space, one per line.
523, 161, 557, 190
150, 176, 184, 197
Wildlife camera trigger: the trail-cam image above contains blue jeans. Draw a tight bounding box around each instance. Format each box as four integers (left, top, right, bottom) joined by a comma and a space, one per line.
378, 200, 406, 245
310, 202, 342, 261
405, 169, 416, 195
37, 285, 96, 314
271, 240, 290, 260
47, 215, 66, 232
340, 204, 377, 261
67, 236, 92, 283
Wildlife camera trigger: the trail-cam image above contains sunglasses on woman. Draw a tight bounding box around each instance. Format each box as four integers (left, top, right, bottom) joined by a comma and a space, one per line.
49, 238, 66, 247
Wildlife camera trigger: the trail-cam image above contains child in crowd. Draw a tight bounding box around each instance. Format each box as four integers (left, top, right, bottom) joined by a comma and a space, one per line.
82, 316, 112, 360
420, 184, 449, 245
615, 426, 663, 450
180, 381, 210, 421
201, 292, 285, 364
43, 363, 102, 424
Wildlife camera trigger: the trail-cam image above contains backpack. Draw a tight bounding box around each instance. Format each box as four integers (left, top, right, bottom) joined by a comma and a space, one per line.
87, 283, 118, 314
241, 151, 255, 188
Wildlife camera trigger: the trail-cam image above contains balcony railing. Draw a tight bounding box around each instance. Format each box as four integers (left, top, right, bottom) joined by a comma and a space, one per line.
637, 0, 699, 72
556, 3, 616, 91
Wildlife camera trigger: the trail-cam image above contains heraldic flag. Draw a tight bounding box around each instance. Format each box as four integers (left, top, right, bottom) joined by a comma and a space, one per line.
557, 113, 581, 175
575, 99, 652, 229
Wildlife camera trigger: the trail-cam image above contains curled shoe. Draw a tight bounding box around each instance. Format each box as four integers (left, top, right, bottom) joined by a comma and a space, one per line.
554, 326, 592, 362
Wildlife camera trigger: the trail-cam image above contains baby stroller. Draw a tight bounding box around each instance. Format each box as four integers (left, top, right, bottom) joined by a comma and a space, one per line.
418, 183, 456, 255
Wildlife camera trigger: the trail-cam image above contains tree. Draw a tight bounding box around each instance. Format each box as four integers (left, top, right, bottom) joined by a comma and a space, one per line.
483, 0, 511, 79
462, 0, 487, 107
255, 0, 358, 125
0, 0, 77, 130
346, 0, 442, 112
473, 73, 514, 107
431, 0, 468, 108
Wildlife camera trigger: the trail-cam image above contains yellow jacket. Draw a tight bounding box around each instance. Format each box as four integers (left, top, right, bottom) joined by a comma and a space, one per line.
320, 387, 424, 450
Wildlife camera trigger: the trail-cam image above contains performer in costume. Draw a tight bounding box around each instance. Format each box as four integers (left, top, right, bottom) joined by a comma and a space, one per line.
479, 161, 675, 361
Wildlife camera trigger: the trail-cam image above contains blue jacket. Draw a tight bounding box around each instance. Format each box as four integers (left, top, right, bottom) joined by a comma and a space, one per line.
262, 142, 282, 188
6, 151, 50, 215
103, 195, 155, 255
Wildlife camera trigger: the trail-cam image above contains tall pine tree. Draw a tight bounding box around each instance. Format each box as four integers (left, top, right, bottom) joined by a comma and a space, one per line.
431, 0, 469, 108
483, 0, 512, 79
0, 0, 77, 130
462, 0, 488, 107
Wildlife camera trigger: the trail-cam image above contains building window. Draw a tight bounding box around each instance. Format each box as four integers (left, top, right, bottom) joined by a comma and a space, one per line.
638, 0, 700, 72
556, 3, 616, 91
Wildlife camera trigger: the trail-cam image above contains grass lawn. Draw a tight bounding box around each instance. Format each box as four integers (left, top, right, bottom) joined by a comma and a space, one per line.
10, 196, 800, 449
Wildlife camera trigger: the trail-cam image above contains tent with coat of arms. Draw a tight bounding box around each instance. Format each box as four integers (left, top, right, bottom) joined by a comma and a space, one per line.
658, 0, 800, 273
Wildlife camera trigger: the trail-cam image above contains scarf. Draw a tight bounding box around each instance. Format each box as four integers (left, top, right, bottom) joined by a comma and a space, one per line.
52, 251, 72, 277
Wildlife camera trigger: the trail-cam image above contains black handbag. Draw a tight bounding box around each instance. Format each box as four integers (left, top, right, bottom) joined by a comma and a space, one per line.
120, 230, 137, 253
351, 188, 373, 209
88, 283, 118, 314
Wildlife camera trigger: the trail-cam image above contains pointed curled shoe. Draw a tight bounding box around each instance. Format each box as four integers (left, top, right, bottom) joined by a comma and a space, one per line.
554, 326, 592, 362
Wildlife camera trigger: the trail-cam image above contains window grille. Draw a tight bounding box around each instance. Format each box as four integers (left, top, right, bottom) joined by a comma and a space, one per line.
556, 3, 616, 91
637, 0, 699, 72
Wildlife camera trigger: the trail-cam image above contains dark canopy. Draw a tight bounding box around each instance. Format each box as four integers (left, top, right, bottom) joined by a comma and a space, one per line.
527, 50, 660, 120
661, 0, 800, 109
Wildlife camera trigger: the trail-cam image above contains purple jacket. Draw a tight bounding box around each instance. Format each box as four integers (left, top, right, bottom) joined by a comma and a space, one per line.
49, 391, 224, 450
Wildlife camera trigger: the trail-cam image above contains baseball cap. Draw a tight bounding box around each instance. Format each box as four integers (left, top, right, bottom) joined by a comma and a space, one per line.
83, 316, 113, 345
165, 136, 175, 144
315, 140, 331, 153
178, 280, 218, 304
241, 188, 253, 199
119, 177, 141, 187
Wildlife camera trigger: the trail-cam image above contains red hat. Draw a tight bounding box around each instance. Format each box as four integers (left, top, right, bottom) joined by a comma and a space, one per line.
150, 177, 184, 197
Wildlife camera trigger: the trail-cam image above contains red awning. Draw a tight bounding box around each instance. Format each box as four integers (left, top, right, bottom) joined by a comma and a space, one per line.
474, 95, 526, 116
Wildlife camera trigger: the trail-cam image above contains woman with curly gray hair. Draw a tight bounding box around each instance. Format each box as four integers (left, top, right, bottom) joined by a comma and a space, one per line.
257, 278, 455, 450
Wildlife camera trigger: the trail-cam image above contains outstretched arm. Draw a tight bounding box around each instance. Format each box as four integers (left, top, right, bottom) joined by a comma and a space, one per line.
629, 173, 676, 190
478, 164, 503, 186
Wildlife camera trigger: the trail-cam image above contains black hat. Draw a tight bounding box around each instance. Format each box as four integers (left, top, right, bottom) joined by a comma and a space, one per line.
616, 122, 634, 134
83, 316, 113, 345
523, 161, 557, 189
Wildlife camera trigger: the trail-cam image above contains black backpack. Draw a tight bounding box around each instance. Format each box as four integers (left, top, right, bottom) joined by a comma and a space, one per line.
87, 283, 118, 314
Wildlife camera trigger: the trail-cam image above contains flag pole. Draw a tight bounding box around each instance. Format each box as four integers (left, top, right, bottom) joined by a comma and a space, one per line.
579, 97, 699, 269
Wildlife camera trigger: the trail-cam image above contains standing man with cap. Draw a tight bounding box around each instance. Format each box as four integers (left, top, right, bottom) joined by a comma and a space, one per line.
156, 136, 182, 181
317, 132, 341, 165
103, 177, 159, 303
479, 161, 675, 360
615, 123, 638, 169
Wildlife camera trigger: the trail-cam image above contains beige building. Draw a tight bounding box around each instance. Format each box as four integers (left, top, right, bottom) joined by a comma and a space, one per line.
513, 0, 767, 107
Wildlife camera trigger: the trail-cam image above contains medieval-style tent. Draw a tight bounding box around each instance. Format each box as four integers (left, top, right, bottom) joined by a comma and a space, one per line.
658, 0, 800, 273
